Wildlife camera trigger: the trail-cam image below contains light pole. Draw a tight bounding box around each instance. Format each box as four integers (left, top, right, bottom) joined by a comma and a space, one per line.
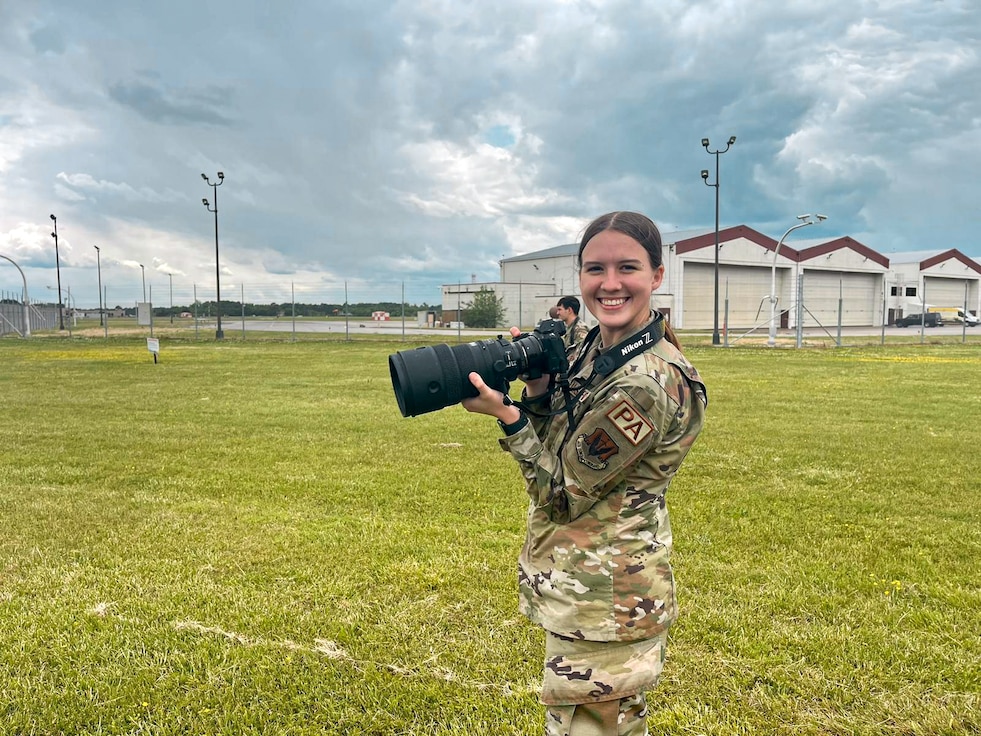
50, 214, 65, 330
701, 135, 736, 345
201, 171, 225, 339
0, 253, 31, 337
139, 263, 146, 302
168, 272, 173, 323
46, 284, 75, 320
94, 245, 104, 327
768, 214, 827, 347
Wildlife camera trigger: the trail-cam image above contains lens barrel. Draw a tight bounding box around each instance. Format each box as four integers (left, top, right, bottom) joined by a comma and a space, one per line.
389, 336, 537, 417
389, 320, 567, 418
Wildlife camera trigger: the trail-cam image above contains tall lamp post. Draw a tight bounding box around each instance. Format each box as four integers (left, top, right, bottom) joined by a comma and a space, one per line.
768, 214, 827, 347
46, 285, 75, 323
201, 171, 225, 339
168, 272, 173, 323
49, 214, 65, 330
0, 253, 31, 337
701, 136, 736, 346
139, 263, 146, 302
94, 245, 104, 327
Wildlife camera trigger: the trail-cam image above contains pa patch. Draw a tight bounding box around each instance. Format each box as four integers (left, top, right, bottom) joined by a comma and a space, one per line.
607, 399, 654, 445
576, 428, 619, 470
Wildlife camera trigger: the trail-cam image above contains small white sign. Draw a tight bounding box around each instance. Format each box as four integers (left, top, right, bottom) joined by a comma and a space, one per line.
147, 338, 160, 354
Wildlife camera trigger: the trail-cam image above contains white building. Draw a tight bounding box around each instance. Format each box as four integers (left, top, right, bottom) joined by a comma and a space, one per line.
667, 227, 891, 329
884, 250, 981, 324
443, 227, 981, 331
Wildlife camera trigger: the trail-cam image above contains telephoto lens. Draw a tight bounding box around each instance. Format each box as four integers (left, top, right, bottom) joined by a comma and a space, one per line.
388, 319, 567, 417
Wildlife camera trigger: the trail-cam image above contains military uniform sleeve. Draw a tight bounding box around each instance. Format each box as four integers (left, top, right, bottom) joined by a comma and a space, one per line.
519, 387, 553, 440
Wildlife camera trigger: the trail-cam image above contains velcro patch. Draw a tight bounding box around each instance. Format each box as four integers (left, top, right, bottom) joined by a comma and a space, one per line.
606, 399, 654, 446
576, 428, 619, 470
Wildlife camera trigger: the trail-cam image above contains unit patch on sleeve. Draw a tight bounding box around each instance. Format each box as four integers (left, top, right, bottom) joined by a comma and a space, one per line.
607, 399, 654, 446
576, 428, 620, 470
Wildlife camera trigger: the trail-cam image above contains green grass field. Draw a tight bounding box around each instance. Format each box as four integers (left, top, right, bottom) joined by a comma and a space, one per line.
1, 336, 979, 735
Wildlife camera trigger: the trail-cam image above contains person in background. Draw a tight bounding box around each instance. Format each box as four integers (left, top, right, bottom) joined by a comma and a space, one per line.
554, 295, 589, 349
548, 306, 561, 319
463, 211, 707, 736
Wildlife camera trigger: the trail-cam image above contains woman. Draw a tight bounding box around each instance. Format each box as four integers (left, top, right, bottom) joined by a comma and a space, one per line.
464, 211, 707, 735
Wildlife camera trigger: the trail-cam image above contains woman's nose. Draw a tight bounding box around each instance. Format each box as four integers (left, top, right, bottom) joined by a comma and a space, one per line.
601, 271, 621, 291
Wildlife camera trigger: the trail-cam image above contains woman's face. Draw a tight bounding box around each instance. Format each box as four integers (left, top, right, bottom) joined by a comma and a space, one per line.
579, 229, 664, 346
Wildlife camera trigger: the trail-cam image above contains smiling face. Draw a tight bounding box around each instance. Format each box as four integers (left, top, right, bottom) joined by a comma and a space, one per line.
579, 229, 664, 347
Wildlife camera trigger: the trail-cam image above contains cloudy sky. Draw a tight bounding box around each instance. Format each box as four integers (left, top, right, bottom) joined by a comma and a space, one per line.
1, 0, 978, 308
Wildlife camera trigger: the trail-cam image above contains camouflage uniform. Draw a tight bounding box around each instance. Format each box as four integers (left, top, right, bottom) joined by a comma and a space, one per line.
563, 316, 590, 349
499, 312, 707, 724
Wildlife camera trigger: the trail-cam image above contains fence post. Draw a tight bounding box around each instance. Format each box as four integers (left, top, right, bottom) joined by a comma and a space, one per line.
836, 278, 842, 347
723, 278, 730, 348
795, 272, 804, 348
963, 280, 969, 344
880, 279, 887, 345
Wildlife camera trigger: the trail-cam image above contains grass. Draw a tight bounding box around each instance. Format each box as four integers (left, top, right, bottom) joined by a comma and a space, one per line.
0, 336, 979, 735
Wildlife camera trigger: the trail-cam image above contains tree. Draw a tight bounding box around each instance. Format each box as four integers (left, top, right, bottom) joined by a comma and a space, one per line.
463, 287, 505, 328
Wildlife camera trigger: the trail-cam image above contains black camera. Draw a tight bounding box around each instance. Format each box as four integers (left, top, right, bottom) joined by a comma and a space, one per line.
389, 318, 568, 417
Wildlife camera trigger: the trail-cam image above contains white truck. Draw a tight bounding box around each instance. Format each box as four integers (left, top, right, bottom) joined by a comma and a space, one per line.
929, 307, 979, 327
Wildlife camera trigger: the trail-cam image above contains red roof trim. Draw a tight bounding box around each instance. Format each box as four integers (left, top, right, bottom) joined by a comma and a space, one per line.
919, 249, 981, 274
798, 237, 890, 268
674, 225, 802, 262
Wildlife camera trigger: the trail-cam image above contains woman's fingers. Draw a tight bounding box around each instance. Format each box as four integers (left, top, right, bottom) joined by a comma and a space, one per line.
462, 372, 502, 416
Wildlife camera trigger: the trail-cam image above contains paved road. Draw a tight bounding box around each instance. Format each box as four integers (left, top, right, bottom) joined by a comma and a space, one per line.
219, 318, 500, 338
210, 317, 979, 340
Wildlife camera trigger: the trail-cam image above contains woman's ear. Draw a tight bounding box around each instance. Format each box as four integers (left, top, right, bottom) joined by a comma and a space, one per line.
651, 264, 665, 291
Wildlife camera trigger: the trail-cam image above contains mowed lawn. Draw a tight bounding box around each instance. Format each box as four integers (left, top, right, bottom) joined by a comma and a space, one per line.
0, 337, 978, 735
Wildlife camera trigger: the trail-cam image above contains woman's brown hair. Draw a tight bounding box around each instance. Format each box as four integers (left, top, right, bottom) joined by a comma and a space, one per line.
577, 211, 682, 350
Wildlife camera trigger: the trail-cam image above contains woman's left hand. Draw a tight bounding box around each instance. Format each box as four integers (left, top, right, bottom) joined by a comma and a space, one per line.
462, 372, 520, 424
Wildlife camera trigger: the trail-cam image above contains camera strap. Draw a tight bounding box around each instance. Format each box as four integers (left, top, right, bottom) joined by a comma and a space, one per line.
568, 312, 666, 381
518, 313, 667, 432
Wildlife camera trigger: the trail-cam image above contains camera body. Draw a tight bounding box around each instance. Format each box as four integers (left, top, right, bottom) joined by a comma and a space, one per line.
516, 318, 568, 380
389, 318, 569, 417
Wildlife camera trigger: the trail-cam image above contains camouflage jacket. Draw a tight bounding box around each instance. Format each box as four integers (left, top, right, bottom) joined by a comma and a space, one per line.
562, 317, 590, 349
500, 314, 707, 642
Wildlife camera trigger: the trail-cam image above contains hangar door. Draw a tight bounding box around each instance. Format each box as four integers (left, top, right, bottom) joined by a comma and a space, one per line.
683, 262, 771, 329
800, 270, 878, 327
924, 276, 972, 309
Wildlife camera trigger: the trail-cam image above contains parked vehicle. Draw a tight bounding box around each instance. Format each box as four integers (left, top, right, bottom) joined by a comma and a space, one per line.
927, 307, 979, 327
895, 312, 943, 328
955, 309, 979, 327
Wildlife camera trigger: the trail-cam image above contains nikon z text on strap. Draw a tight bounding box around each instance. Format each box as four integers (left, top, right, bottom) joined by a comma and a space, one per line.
559, 313, 666, 431
569, 312, 666, 381
517, 313, 666, 431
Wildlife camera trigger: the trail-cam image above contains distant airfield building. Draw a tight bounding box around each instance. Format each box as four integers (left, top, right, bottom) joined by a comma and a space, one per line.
441, 226, 981, 331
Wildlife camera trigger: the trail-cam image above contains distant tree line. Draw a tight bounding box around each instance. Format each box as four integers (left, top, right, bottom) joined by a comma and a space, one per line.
154, 301, 438, 319
15, 298, 439, 319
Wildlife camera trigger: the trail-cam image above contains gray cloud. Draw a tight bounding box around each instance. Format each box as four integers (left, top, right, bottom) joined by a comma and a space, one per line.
1, 0, 979, 306
108, 79, 235, 126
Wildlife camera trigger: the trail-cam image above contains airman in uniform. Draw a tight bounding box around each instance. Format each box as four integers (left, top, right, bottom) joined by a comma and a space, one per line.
465, 212, 707, 736
555, 295, 590, 349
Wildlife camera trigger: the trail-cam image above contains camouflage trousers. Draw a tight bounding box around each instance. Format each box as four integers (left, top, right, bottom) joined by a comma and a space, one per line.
544, 692, 648, 736
539, 631, 666, 735
541, 630, 667, 705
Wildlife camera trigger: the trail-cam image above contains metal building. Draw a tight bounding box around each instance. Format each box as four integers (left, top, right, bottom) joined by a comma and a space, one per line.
445, 227, 980, 331
886, 250, 981, 324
